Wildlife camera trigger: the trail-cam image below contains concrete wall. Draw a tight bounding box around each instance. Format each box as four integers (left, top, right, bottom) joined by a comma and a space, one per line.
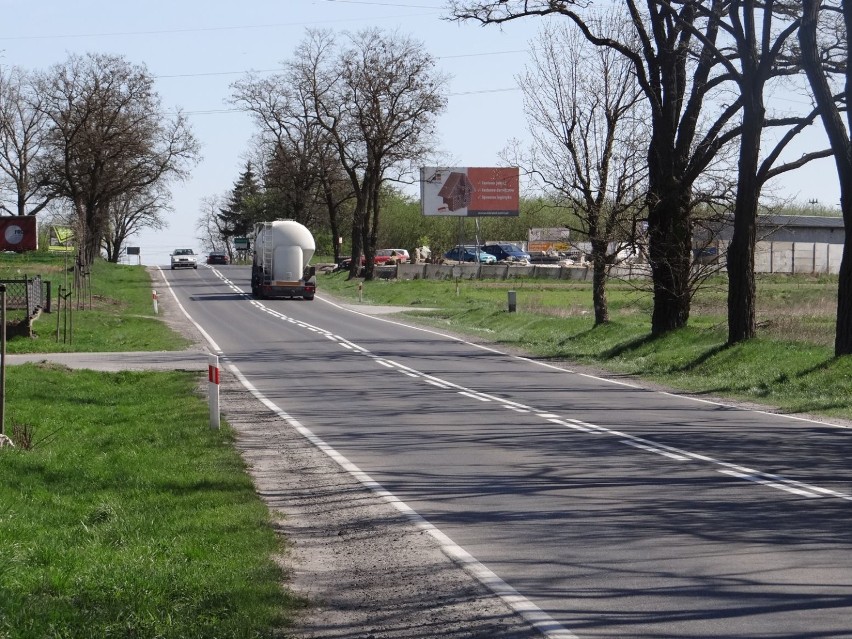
751, 241, 843, 274
388, 242, 841, 282
394, 262, 652, 281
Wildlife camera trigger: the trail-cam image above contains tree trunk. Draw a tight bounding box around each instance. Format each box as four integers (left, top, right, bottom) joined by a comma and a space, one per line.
727, 93, 764, 344
591, 239, 609, 325
647, 191, 692, 334
837, 238, 852, 353
348, 199, 365, 280
800, 0, 852, 355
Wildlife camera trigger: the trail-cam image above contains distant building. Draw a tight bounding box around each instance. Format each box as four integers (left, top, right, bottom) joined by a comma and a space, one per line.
709, 214, 845, 245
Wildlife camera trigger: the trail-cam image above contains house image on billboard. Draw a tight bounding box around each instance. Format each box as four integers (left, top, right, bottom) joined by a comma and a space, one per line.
438, 171, 474, 212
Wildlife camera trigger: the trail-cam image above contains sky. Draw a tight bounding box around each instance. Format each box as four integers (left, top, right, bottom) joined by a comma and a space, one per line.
0, 0, 842, 266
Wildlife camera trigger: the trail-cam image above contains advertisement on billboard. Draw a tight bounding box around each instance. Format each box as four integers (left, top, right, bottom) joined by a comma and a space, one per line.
528, 227, 571, 253
0, 216, 38, 252
420, 167, 519, 217
48, 225, 74, 253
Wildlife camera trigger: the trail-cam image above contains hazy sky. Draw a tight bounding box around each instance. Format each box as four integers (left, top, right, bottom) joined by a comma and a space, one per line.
0, 1, 840, 265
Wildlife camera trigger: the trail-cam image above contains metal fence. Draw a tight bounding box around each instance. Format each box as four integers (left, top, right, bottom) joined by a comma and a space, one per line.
0, 276, 51, 317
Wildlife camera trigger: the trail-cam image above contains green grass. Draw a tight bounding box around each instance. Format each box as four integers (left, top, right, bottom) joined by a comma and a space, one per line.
0, 254, 190, 353
320, 270, 852, 421
0, 364, 296, 638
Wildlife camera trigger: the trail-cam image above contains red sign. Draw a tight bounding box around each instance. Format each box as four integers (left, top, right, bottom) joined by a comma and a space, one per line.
0, 216, 38, 252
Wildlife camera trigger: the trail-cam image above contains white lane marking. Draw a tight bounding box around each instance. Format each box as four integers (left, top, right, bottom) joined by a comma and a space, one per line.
459, 391, 491, 402
316, 295, 851, 430
505, 405, 530, 413
199, 270, 852, 502
718, 470, 820, 498
622, 440, 691, 461
225, 355, 580, 639
168, 271, 582, 638
157, 267, 222, 353
548, 418, 594, 433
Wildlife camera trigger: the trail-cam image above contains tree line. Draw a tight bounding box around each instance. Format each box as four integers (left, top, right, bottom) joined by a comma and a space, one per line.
447, 1, 852, 357
0, 53, 199, 266
208, 4, 852, 356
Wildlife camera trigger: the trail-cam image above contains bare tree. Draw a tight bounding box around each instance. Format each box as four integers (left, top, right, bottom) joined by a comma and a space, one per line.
292, 28, 448, 280
196, 195, 232, 258
516, 17, 648, 325
0, 65, 53, 216
102, 184, 169, 262
658, 1, 833, 345
800, 0, 852, 355
449, 1, 741, 334
231, 72, 330, 227
35, 52, 200, 265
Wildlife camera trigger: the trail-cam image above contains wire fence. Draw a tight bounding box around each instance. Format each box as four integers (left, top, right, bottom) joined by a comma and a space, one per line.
0, 276, 51, 317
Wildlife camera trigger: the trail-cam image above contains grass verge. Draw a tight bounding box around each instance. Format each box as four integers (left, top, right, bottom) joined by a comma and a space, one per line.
0, 364, 297, 638
319, 271, 852, 422
0, 254, 189, 353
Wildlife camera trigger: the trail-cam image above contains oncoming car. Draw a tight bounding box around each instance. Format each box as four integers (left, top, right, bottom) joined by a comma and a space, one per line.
170, 248, 198, 270
206, 251, 229, 265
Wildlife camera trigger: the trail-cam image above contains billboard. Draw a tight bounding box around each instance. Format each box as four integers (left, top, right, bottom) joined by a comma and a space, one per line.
48, 226, 74, 253
0, 216, 38, 252
528, 227, 571, 252
420, 166, 519, 217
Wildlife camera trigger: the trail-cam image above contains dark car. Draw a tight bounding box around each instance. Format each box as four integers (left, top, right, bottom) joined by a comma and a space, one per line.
443, 245, 497, 264
206, 251, 229, 265
481, 243, 531, 262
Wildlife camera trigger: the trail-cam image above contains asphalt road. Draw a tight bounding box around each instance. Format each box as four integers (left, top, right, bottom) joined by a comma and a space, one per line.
106, 265, 852, 637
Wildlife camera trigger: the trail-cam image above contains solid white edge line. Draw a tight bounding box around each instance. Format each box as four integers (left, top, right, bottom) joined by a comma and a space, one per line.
718, 469, 819, 498
223, 360, 580, 639
194, 271, 852, 504
166, 273, 579, 639
156, 267, 222, 353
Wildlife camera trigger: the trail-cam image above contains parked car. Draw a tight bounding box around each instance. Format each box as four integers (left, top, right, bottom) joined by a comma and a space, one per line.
338, 249, 410, 270
206, 251, 229, 265
481, 243, 531, 262
170, 248, 197, 270
443, 245, 497, 264
375, 249, 409, 264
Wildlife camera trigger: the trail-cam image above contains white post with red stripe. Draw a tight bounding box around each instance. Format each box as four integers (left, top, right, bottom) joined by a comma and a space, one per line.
152, 289, 158, 315
208, 353, 220, 429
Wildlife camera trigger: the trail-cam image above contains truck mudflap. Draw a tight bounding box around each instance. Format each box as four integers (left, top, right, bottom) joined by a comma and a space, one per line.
256, 281, 316, 300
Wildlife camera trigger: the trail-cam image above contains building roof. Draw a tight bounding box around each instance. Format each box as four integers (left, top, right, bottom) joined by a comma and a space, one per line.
758, 214, 844, 229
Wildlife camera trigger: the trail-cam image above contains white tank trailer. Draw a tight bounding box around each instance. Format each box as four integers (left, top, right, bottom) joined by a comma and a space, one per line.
250, 220, 316, 300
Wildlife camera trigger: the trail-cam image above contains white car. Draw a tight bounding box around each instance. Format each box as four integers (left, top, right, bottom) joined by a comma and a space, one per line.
170, 248, 198, 270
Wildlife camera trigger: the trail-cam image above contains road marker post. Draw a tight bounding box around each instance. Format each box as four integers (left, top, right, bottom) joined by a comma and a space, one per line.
358, 281, 363, 303
152, 289, 158, 315
208, 353, 220, 429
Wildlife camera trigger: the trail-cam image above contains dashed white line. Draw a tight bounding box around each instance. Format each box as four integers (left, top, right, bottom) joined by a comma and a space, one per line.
622, 440, 691, 461
198, 269, 852, 505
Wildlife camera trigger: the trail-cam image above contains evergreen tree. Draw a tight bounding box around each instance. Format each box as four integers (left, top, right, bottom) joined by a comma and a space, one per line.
218, 162, 262, 238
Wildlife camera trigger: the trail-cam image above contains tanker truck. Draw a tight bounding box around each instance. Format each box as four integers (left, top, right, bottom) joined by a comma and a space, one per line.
250, 220, 316, 300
